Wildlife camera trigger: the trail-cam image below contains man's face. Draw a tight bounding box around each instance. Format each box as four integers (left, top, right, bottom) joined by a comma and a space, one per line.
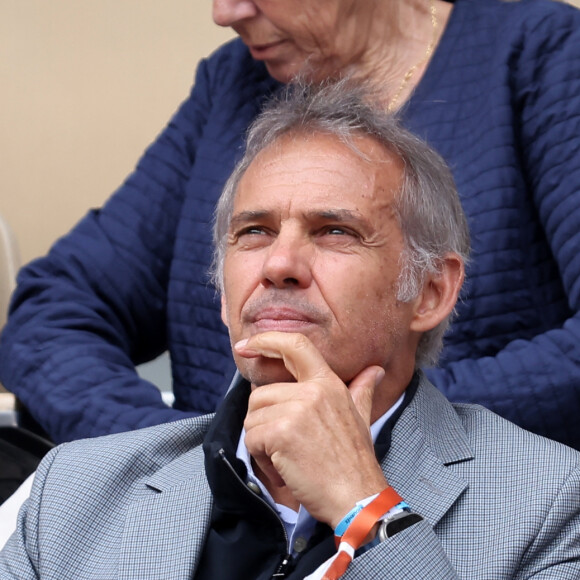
221, 132, 421, 387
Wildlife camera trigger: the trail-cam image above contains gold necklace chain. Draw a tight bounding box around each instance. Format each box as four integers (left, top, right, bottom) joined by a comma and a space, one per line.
388, 0, 438, 112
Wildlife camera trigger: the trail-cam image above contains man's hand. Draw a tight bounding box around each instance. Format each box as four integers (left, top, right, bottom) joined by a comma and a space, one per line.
236, 331, 389, 529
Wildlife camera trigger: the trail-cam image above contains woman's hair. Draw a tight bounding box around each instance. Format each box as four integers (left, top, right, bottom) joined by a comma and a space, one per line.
211, 80, 470, 367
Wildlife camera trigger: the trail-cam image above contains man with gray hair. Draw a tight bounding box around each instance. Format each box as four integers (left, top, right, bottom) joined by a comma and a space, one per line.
1, 82, 580, 579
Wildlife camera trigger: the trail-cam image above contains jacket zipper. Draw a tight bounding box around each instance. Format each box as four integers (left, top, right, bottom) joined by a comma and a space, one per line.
271, 555, 293, 578
218, 448, 294, 578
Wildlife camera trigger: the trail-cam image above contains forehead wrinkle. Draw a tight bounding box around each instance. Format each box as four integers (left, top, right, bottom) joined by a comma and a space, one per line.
251, 136, 372, 181
255, 160, 360, 187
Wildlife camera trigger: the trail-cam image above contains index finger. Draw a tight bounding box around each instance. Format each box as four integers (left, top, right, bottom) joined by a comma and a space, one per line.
234, 331, 334, 384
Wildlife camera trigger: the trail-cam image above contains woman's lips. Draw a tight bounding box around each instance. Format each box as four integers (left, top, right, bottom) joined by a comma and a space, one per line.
248, 40, 286, 60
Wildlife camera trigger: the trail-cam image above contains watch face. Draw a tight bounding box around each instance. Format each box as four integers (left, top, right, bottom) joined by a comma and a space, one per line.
380, 511, 423, 540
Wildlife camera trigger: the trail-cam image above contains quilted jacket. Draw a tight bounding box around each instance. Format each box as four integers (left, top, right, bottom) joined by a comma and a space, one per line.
1, 0, 579, 447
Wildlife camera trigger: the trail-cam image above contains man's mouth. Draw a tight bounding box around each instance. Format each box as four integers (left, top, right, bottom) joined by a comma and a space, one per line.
251, 307, 316, 332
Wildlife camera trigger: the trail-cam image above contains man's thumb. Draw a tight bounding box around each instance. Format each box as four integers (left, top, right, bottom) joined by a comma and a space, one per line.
348, 366, 385, 427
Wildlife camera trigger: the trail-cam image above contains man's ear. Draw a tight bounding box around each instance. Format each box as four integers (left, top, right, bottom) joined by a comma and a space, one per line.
221, 294, 229, 328
409, 253, 464, 333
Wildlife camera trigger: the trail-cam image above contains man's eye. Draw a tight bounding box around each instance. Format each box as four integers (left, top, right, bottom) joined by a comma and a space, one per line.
322, 226, 356, 237
230, 226, 273, 246
239, 226, 267, 236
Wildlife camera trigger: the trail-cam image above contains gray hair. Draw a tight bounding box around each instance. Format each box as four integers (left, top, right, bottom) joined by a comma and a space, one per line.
211, 80, 470, 367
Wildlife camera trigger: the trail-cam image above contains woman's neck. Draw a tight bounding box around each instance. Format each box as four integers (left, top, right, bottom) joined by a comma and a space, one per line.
347, 0, 453, 110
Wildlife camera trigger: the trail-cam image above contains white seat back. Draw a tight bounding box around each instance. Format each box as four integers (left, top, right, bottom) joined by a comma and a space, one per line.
0, 214, 20, 332
0, 214, 20, 394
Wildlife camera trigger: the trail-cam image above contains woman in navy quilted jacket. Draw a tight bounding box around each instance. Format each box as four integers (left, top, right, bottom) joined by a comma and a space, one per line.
1, 0, 579, 449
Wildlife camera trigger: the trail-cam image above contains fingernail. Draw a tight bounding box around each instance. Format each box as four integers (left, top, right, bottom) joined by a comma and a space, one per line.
234, 338, 249, 350
375, 368, 386, 386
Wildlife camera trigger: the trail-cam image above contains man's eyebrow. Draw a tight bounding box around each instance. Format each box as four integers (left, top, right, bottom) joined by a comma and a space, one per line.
229, 210, 271, 229
305, 209, 375, 232
310, 209, 364, 222
229, 209, 369, 227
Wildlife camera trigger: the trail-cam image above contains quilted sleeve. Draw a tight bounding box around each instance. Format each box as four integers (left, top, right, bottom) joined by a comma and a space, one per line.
0, 56, 217, 443
428, 5, 580, 450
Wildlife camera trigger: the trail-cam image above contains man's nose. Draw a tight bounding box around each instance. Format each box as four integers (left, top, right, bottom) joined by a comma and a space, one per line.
212, 0, 258, 27
261, 234, 314, 289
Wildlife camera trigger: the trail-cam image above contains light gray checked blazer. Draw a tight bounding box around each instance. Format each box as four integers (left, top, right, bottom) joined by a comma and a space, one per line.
1, 374, 580, 579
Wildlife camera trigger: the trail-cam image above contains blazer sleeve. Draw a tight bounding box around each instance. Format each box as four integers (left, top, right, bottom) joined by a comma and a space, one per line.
342, 467, 580, 579
427, 5, 580, 450
514, 463, 580, 579
0, 447, 60, 579
0, 55, 218, 443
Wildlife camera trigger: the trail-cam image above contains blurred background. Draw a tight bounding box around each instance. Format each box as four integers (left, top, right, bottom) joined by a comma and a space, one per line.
1, 1, 233, 264
1, 0, 579, 264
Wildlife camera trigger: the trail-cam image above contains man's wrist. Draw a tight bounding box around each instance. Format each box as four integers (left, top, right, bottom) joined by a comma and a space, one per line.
333, 487, 404, 545
334, 493, 381, 537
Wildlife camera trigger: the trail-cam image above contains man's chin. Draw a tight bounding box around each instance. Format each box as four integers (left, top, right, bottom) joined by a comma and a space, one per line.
237, 357, 297, 387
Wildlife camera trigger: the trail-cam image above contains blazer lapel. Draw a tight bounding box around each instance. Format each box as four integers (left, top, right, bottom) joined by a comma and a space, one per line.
382, 375, 474, 527
118, 442, 213, 579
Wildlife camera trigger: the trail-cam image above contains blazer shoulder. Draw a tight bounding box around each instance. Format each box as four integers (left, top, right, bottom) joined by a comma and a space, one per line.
453, 402, 580, 473
40, 415, 214, 490
68, 413, 212, 458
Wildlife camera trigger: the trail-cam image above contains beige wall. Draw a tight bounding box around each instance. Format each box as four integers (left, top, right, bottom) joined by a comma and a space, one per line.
0, 2, 234, 264
1, 1, 579, 264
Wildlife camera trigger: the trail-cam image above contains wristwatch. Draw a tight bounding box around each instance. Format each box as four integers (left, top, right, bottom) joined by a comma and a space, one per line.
356, 510, 424, 556
378, 511, 424, 540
